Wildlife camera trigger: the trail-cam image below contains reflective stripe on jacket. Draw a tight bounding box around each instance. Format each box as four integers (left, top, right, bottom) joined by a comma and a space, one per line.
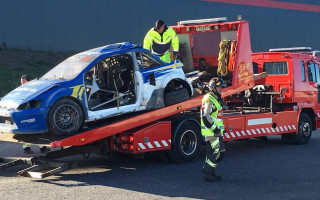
143, 26, 179, 56
200, 93, 225, 137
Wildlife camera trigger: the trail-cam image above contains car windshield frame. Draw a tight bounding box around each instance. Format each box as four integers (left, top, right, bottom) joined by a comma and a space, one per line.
41, 54, 99, 80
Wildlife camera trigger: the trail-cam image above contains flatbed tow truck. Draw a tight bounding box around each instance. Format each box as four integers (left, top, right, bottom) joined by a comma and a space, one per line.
1, 17, 319, 178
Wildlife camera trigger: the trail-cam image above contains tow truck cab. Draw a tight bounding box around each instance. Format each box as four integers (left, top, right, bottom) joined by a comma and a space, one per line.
251, 47, 320, 128
252, 47, 320, 106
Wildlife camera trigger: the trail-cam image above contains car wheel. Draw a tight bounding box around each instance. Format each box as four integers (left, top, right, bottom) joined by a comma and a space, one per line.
48, 98, 83, 136
164, 88, 190, 106
167, 120, 202, 163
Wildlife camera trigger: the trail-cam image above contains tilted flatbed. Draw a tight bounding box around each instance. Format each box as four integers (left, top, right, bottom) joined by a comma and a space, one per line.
1, 17, 317, 178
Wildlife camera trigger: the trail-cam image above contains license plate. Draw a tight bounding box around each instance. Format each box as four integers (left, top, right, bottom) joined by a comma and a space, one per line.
195, 26, 212, 31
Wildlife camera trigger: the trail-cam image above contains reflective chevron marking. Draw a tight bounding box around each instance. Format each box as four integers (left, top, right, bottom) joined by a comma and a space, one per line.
224, 124, 297, 140
138, 139, 171, 150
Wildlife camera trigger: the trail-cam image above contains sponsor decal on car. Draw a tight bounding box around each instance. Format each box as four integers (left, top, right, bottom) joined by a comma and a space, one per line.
21, 118, 35, 124
70, 84, 85, 100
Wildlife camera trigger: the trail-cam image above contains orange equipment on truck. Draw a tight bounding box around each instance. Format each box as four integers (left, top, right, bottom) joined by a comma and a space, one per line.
1, 18, 318, 178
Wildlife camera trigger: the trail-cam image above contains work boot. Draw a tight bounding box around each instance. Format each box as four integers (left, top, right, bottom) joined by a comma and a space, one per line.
204, 173, 222, 182
204, 166, 222, 182
212, 169, 222, 181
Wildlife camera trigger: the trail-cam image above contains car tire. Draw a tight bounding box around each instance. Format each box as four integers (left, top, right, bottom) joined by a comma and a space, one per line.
167, 120, 202, 163
48, 98, 83, 136
164, 88, 190, 106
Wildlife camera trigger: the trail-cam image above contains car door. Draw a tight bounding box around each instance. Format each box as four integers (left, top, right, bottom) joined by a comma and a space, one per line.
84, 52, 139, 121
136, 51, 163, 86
135, 51, 164, 106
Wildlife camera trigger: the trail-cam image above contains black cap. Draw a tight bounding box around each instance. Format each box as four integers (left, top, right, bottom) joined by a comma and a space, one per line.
155, 20, 165, 29
21, 74, 30, 81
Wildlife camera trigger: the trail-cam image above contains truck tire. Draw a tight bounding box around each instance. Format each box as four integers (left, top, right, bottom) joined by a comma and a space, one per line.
48, 99, 83, 136
295, 113, 312, 145
167, 119, 202, 163
281, 113, 312, 144
164, 88, 190, 106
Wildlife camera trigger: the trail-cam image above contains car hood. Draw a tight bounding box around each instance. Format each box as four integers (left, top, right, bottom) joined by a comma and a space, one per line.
0, 79, 65, 109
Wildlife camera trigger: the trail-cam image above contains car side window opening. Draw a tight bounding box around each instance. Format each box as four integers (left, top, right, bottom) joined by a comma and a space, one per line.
307, 61, 316, 82
42, 54, 99, 80
136, 53, 143, 69
263, 61, 288, 75
301, 61, 306, 82
136, 52, 161, 69
84, 53, 136, 110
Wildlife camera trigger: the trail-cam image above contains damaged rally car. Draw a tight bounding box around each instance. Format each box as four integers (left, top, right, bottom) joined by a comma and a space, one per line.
0, 42, 193, 136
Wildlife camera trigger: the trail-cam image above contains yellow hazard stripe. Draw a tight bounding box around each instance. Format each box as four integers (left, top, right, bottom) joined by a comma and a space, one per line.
211, 139, 219, 148
206, 157, 217, 168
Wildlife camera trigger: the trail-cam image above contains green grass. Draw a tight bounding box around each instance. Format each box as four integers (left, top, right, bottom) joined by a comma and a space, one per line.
0, 49, 74, 97
0, 66, 50, 97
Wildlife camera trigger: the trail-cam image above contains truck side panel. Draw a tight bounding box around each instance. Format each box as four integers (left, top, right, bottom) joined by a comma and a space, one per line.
224, 111, 298, 141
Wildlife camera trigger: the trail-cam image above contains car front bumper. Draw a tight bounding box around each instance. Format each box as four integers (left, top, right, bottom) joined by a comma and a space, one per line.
0, 107, 49, 134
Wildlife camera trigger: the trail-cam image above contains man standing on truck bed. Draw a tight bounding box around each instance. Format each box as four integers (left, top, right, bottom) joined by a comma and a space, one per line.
201, 77, 226, 182
143, 20, 179, 63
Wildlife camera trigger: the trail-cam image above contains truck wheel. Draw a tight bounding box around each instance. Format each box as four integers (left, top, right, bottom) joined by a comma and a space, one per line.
168, 120, 202, 163
48, 99, 83, 136
296, 113, 312, 145
164, 88, 190, 106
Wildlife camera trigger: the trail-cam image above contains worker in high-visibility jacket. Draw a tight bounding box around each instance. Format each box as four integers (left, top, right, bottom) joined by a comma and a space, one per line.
200, 77, 227, 182
143, 20, 179, 63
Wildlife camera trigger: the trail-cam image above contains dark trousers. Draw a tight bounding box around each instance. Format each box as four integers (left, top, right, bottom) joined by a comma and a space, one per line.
203, 136, 225, 175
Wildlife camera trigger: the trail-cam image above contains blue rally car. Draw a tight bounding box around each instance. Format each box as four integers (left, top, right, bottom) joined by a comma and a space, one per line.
0, 42, 193, 136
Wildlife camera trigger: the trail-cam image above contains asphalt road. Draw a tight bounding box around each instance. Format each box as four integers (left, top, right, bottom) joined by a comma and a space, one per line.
0, 131, 320, 200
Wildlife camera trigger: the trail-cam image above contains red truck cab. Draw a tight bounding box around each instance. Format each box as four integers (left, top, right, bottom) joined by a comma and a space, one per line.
252, 47, 320, 126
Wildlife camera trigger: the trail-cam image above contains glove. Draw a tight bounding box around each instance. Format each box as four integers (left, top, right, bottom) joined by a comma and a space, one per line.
173, 51, 179, 60
214, 132, 222, 137
211, 126, 220, 135
220, 130, 226, 137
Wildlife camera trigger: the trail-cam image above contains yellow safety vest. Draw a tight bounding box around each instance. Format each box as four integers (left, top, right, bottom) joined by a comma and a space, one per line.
143, 26, 179, 63
200, 93, 225, 137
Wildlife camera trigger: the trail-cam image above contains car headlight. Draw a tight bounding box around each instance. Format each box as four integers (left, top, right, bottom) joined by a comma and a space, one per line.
18, 100, 42, 110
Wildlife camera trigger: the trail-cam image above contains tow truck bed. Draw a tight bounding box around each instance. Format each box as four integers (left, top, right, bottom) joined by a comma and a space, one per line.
50, 96, 203, 148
